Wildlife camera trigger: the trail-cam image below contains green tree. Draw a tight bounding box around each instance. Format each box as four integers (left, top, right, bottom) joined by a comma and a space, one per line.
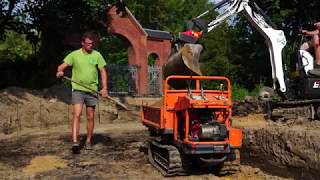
2, 0, 320, 91
0, 30, 33, 62
127, 0, 210, 33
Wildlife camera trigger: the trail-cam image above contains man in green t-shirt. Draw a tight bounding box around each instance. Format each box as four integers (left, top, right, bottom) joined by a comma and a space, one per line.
56, 32, 107, 152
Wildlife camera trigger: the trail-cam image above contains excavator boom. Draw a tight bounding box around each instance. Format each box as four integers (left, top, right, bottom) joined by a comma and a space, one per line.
164, 0, 287, 94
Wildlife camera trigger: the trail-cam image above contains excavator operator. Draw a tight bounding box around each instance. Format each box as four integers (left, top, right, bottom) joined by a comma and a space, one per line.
301, 22, 320, 68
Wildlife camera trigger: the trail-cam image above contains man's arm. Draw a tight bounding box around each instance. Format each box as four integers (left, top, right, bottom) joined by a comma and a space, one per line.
302, 29, 319, 36
99, 67, 107, 97
56, 63, 69, 78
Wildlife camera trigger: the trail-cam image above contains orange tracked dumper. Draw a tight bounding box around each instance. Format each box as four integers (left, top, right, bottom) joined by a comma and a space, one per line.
141, 75, 242, 176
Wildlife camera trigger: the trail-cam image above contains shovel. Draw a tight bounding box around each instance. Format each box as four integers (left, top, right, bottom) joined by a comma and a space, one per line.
63, 76, 128, 110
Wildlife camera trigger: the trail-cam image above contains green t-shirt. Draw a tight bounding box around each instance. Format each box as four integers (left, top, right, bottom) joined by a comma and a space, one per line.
64, 48, 106, 92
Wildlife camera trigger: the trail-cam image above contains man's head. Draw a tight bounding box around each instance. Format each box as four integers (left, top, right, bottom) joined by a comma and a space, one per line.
81, 32, 95, 53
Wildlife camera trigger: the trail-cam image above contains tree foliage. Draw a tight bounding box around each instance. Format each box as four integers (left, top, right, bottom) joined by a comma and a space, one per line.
1, 0, 320, 90
126, 0, 210, 33
0, 30, 33, 62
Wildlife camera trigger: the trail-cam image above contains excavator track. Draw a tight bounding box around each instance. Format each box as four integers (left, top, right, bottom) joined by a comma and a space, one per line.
267, 100, 320, 121
147, 140, 187, 176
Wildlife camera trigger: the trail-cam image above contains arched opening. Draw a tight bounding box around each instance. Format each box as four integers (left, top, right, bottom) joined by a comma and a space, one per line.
97, 34, 130, 65
98, 34, 138, 95
147, 52, 162, 95
148, 53, 160, 66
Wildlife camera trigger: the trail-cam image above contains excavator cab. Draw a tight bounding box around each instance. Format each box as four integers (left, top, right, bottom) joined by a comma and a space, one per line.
293, 35, 320, 99
284, 33, 320, 99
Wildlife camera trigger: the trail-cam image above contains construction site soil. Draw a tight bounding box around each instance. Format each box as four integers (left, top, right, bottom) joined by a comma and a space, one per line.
0, 86, 319, 180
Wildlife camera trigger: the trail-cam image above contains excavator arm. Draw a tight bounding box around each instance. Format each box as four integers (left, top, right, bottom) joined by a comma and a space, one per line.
179, 0, 287, 94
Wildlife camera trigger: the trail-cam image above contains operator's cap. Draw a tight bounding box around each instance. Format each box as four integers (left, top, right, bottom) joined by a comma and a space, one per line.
314, 22, 320, 27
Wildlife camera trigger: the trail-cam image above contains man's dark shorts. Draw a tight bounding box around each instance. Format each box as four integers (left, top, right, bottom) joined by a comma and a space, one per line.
72, 90, 98, 106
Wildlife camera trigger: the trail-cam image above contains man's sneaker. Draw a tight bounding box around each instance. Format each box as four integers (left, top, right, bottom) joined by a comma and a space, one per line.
84, 142, 93, 150
72, 143, 80, 154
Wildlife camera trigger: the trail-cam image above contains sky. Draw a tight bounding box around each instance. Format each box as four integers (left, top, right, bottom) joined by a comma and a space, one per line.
211, 0, 222, 3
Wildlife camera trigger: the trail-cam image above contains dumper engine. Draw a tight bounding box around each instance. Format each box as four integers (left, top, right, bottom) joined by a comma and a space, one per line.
190, 110, 227, 141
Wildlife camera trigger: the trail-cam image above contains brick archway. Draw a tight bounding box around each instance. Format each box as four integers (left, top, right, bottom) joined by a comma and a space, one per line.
106, 5, 172, 95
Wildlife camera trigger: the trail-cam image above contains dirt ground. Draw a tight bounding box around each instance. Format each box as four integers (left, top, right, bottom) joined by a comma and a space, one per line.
0, 86, 319, 179
234, 114, 320, 180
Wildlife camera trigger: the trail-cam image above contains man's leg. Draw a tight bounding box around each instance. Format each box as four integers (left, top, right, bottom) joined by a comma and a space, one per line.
86, 106, 95, 144
84, 93, 98, 148
72, 104, 83, 143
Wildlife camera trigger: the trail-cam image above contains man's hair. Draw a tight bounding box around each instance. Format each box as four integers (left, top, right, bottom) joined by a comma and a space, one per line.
81, 32, 95, 42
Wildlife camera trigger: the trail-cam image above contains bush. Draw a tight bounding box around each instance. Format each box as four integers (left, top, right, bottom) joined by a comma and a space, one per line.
0, 30, 33, 62
231, 82, 267, 101
231, 84, 249, 101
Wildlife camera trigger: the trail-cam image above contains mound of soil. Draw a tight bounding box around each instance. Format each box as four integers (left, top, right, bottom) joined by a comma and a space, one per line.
0, 86, 124, 135
234, 114, 320, 179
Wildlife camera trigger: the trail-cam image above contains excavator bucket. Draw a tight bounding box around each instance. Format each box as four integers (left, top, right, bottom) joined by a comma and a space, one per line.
162, 44, 203, 89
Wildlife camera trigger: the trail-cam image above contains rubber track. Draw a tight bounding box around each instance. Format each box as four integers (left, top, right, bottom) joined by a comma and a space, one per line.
148, 140, 240, 176
272, 105, 314, 120
148, 140, 187, 176
219, 159, 241, 176
270, 99, 320, 120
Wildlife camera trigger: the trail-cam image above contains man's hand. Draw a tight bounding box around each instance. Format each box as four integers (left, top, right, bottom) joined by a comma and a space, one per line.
301, 29, 308, 35
56, 71, 64, 78
100, 88, 107, 97
56, 63, 69, 78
